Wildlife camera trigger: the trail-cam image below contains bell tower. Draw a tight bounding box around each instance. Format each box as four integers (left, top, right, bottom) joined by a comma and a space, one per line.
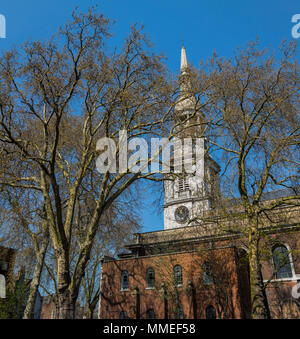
163, 47, 220, 230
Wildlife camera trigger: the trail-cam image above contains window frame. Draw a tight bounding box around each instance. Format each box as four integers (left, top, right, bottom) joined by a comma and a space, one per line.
119, 310, 129, 319
205, 305, 217, 319
203, 262, 214, 285
174, 307, 185, 319
120, 270, 129, 291
272, 244, 295, 281
146, 309, 156, 319
146, 267, 155, 289
173, 264, 183, 287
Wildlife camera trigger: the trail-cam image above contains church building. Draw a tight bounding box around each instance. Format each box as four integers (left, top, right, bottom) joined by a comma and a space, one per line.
98, 48, 300, 319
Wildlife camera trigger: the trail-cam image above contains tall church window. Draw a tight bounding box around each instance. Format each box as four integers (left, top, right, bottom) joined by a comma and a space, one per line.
119, 310, 128, 319
203, 262, 214, 285
121, 270, 129, 290
146, 309, 156, 319
206, 305, 217, 319
272, 245, 293, 279
174, 265, 183, 286
146, 268, 155, 289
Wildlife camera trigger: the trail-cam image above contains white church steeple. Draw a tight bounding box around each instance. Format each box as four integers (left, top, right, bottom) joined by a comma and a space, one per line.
163, 47, 220, 230
180, 46, 188, 73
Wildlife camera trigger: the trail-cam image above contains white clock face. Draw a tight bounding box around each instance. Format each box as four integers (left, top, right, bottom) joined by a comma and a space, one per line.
175, 206, 189, 223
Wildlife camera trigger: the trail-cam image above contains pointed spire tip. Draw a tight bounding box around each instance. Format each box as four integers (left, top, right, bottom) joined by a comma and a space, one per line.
180, 46, 188, 72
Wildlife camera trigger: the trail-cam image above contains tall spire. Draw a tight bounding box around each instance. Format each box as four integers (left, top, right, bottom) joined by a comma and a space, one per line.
176, 46, 193, 112
175, 45, 203, 137
180, 46, 188, 73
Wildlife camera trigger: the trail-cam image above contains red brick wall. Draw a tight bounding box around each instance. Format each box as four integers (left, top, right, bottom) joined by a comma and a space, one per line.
99, 229, 300, 319
41, 298, 56, 319
99, 247, 246, 319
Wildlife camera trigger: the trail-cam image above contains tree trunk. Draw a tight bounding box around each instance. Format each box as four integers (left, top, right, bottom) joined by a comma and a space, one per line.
23, 236, 49, 319
86, 295, 99, 319
56, 252, 76, 319
56, 244, 91, 318
248, 218, 270, 319
57, 289, 75, 319
87, 306, 94, 319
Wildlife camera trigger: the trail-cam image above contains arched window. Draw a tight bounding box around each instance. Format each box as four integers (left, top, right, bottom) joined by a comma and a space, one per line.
272, 245, 293, 279
119, 310, 128, 319
121, 270, 129, 290
206, 305, 217, 319
146, 309, 156, 319
203, 262, 214, 285
146, 268, 155, 289
0, 274, 5, 298
173, 265, 183, 286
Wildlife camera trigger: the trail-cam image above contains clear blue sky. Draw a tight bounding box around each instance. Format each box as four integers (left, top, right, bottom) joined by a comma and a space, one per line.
0, 1, 299, 232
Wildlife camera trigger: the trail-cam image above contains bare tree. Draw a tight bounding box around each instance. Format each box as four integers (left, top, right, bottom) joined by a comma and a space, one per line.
0, 8, 175, 318
0, 182, 49, 319
77, 193, 142, 319
200, 41, 300, 318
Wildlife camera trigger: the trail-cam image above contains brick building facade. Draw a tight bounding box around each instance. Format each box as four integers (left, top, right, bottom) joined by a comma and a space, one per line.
99, 207, 300, 319
99, 47, 300, 319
